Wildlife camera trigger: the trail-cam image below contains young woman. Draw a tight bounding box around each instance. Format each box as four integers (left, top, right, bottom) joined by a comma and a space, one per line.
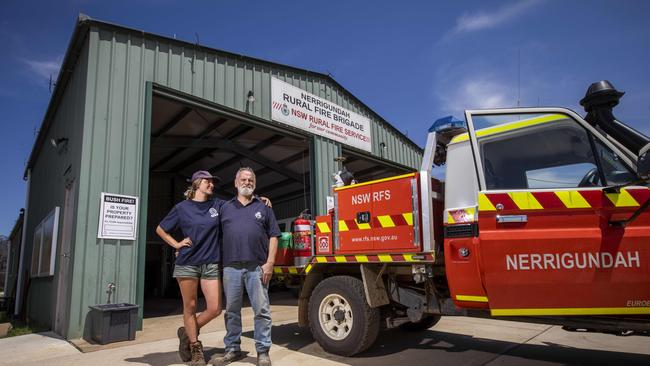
156, 170, 224, 365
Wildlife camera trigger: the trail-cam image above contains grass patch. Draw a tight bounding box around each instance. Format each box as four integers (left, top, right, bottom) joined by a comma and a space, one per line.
3, 322, 49, 338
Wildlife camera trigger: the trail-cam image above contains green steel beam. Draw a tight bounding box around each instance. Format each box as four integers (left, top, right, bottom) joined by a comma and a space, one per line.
152, 107, 192, 139
156, 136, 303, 183
207, 134, 285, 174
150, 117, 226, 171
136, 82, 153, 329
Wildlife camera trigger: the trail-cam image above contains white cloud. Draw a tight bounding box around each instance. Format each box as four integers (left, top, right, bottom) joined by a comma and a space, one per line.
436, 74, 514, 116
22, 55, 62, 80
451, 0, 543, 35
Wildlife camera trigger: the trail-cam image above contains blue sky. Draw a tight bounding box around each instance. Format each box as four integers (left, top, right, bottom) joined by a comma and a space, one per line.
1, 0, 649, 235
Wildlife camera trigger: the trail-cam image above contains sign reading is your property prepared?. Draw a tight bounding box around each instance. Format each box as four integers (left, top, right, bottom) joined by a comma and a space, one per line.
98, 193, 138, 240
271, 77, 372, 152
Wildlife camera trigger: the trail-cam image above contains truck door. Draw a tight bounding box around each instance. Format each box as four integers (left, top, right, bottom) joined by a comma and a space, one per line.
464, 109, 650, 316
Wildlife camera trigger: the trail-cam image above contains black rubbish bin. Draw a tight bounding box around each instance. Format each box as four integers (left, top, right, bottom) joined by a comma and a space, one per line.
88, 303, 139, 344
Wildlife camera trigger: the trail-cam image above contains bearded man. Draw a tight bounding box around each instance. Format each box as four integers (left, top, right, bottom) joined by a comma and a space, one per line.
213, 167, 280, 366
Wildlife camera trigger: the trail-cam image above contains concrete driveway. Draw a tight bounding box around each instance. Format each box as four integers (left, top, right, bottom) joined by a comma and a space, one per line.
1, 292, 649, 366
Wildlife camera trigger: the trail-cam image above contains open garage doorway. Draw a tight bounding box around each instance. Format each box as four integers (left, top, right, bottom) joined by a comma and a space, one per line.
341, 148, 415, 183
143, 88, 312, 318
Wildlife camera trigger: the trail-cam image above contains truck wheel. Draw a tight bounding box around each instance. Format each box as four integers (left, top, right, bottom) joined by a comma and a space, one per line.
308, 276, 380, 356
399, 315, 441, 332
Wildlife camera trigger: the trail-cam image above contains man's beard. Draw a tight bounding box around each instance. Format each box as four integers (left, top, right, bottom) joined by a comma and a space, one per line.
238, 186, 254, 197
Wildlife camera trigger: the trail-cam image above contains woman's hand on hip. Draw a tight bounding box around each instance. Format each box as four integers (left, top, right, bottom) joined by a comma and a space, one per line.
175, 237, 192, 250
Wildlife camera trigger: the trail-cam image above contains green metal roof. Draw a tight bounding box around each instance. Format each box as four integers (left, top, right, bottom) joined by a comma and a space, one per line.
24, 14, 423, 178
23, 14, 424, 179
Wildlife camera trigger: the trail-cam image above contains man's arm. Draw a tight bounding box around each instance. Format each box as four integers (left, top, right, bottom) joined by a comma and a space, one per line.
261, 236, 278, 285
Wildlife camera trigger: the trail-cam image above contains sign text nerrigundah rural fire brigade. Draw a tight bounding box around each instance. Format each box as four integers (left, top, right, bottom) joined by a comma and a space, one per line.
271, 77, 372, 152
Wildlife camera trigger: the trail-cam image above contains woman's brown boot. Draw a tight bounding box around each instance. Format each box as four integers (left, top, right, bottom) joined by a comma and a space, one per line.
189, 340, 206, 366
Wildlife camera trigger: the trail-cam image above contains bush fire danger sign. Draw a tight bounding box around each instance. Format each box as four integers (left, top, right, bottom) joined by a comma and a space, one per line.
98, 192, 139, 240
271, 77, 372, 152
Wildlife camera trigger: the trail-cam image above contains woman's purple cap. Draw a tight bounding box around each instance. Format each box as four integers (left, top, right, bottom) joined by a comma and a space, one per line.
190, 170, 220, 182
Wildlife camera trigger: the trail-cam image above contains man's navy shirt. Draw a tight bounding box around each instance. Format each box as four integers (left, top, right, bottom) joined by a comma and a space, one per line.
159, 198, 223, 265
220, 196, 281, 266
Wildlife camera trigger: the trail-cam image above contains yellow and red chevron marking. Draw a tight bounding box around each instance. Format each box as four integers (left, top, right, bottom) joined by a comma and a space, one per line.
478, 188, 650, 211
273, 266, 302, 275
316, 221, 331, 234
315, 213, 414, 233
302, 253, 435, 273
311, 253, 434, 264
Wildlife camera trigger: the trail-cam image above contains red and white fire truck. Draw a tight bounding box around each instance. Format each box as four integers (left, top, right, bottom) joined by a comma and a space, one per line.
274, 81, 650, 356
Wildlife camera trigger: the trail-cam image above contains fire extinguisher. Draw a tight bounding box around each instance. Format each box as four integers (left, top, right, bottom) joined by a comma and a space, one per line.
292, 210, 312, 267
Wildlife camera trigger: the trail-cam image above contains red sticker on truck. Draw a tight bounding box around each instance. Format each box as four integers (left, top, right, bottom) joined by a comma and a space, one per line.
318, 236, 330, 252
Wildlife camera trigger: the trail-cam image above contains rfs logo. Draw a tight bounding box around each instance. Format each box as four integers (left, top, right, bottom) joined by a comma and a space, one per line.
318, 236, 329, 252
281, 103, 290, 116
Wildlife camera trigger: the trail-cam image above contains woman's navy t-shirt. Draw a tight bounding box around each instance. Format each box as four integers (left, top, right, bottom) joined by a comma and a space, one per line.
159, 198, 223, 265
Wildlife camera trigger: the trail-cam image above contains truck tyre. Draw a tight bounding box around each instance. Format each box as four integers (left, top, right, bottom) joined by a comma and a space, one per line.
399, 315, 441, 332
308, 276, 380, 356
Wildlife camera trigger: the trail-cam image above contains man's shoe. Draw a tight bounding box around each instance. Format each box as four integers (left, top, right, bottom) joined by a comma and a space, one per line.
257, 352, 271, 366
209, 350, 243, 366
189, 340, 206, 366
177, 327, 191, 362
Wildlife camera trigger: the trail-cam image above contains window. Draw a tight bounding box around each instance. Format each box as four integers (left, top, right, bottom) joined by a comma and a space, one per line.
526, 163, 598, 189
594, 140, 636, 185
473, 113, 632, 190
30, 207, 60, 277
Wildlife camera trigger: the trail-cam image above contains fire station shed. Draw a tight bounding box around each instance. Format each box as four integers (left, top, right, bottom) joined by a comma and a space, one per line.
14, 15, 423, 340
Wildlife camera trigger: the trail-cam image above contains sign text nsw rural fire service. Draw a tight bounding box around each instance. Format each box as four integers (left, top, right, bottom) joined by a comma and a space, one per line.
271, 77, 372, 152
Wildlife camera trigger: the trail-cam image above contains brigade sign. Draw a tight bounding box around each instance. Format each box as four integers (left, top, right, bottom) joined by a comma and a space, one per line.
271, 77, 372, 152
98, 192, 139, 240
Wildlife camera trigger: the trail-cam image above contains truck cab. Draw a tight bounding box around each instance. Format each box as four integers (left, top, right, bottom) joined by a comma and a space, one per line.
440, 82, 650, 320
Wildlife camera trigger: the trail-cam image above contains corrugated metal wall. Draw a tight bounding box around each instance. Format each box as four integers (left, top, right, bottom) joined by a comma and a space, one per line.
68, 29, 147, 338
273, 196, 310, 221
311, 137, 341, 214
60, 22, 422, 338
24, 36, 90, 330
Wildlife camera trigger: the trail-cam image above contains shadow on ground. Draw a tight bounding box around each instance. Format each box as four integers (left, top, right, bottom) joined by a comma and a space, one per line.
240, 322, 650, 366
123, 346, 238, 366
143, 289, 298, 318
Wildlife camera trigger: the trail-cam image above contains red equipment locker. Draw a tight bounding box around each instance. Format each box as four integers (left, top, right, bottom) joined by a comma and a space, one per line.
334, 173, 421, 253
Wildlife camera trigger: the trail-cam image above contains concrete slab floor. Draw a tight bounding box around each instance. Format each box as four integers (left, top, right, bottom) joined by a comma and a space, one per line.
71, 298, 300, 353
2, 316, 650, 366
2, 290, 649, 366
0, 332, 80, 364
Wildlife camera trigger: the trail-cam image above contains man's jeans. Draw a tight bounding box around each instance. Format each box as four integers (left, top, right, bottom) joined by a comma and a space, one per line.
223, 263, 272, 354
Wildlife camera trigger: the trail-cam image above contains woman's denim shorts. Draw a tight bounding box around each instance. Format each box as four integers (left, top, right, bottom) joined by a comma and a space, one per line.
173, 263, 220, 279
